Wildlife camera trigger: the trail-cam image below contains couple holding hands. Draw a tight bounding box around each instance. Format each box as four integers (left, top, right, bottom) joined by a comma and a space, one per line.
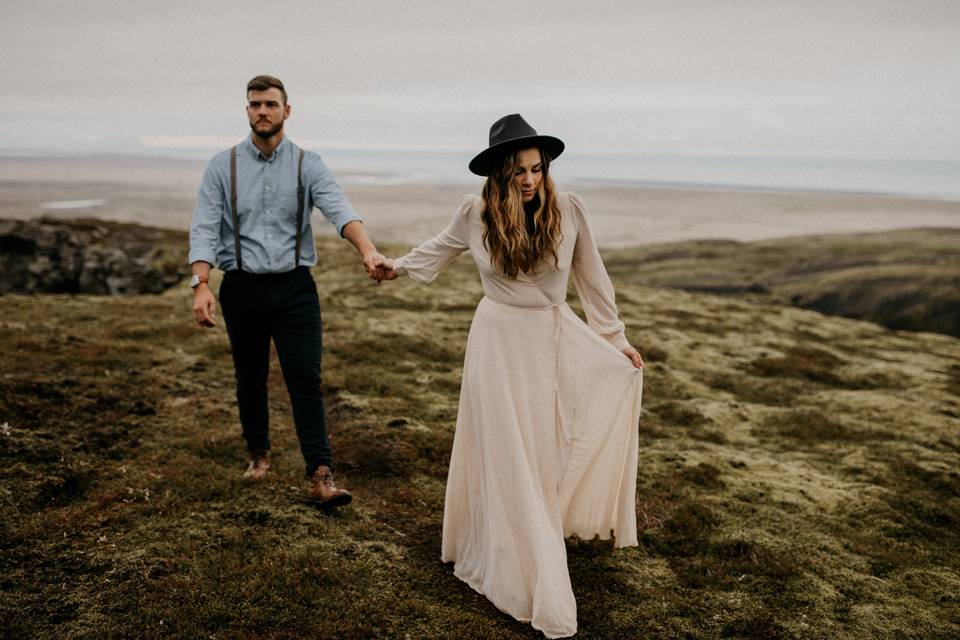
189, 75, 643, 638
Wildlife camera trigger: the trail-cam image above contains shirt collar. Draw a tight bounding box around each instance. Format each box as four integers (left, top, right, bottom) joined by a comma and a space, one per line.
243, 133, 288, 162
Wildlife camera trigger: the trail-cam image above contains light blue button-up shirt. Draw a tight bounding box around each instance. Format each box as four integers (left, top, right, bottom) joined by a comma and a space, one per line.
189, 135, 362, 273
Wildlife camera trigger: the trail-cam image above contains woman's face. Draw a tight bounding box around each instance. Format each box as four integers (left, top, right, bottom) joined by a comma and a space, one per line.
513, 148, 543, 203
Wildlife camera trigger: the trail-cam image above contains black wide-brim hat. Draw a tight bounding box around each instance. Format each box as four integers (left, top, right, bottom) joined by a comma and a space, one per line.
468, 113, 565, 176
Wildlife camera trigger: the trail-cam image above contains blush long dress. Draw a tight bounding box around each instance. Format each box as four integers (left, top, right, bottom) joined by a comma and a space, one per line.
393, 191, 643, 639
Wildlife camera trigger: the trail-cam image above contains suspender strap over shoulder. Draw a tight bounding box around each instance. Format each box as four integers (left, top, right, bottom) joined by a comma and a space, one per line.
229, 145, 242, 271
295, 148, 306, 268
228, 145, 306, 271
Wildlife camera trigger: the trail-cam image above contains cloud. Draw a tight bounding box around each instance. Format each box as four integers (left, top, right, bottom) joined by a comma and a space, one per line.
2, 0, 959, 159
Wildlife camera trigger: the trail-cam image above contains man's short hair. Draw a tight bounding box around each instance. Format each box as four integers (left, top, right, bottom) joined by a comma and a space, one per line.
247, 75, 287, 104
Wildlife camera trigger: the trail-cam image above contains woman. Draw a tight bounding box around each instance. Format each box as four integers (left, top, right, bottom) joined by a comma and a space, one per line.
378, 114, 644, 638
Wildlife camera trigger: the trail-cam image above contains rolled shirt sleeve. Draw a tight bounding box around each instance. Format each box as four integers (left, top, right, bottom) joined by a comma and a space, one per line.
188, 157, 226, 266
306, 153, 362, 237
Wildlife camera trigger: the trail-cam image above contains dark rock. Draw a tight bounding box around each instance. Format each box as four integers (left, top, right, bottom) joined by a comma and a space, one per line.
0, 218, 189, 295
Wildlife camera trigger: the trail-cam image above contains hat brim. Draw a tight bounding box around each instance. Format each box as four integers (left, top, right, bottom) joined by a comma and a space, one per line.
468, 135, 565, 176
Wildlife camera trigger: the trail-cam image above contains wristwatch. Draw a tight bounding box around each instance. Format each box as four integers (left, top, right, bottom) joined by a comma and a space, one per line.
190, 275, 209, 289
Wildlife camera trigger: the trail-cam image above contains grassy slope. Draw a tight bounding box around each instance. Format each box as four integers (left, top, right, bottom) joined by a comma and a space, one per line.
603, 228, 960, 337
1, 235, 959, 639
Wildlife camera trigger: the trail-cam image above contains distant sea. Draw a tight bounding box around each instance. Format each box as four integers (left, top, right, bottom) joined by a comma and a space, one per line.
2, 147, 958, 202
3, 148, 958, 247
319, 149, 960, 202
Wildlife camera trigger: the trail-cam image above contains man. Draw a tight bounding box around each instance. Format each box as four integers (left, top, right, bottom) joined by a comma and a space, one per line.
189, 75, 383, 508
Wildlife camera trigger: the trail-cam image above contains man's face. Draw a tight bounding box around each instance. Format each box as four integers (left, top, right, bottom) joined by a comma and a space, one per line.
246, 88, 290, 139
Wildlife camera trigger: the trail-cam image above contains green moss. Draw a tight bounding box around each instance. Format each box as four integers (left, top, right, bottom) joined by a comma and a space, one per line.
649, 400, 708, 427
1, 233, 959, 638
761, 408, 858, 443
751, 345, 845, 385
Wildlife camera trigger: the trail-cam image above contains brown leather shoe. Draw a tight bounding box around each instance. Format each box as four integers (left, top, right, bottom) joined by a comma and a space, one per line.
242, 449, 270, 480
308, 465, 352, 507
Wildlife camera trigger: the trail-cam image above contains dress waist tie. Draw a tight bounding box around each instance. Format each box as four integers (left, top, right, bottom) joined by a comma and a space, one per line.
480, 296, 570, 446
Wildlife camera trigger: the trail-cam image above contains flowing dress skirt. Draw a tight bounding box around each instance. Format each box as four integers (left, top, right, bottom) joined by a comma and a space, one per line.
441, 296, 643, 639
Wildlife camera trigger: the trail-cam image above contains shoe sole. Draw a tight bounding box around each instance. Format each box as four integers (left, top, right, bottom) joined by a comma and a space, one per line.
308, 493, 353, 509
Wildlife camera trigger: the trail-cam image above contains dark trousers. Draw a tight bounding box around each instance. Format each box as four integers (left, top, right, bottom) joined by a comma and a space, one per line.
219, 266, 331, 477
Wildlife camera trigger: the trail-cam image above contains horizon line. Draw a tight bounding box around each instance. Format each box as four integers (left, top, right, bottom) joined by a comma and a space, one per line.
2, 146, 959, 165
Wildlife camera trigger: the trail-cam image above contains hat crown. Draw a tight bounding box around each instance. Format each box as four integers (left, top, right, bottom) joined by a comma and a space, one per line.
468, 113, 564, 176
489, 114, 538, 147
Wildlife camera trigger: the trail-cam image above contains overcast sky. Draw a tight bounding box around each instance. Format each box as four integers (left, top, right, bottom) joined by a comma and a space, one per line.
4, 0, 959, 160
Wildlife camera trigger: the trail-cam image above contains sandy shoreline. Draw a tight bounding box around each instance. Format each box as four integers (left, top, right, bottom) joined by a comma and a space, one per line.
2, 155, 958, 248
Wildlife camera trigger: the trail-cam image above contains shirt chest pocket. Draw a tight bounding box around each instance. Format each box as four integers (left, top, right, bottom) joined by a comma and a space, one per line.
278, 188, 305, 222
258, 182, 304, 224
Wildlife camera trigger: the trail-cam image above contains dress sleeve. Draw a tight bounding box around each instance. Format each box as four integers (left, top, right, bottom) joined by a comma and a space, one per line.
394, 196, 475, 283
569, 192, 632, 351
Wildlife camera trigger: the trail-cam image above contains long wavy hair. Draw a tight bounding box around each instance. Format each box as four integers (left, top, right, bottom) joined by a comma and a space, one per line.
480, 147, 563, 278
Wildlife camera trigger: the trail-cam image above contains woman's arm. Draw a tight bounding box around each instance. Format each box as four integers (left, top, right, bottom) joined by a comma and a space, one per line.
568, 192, 643, 368
384, 196, 476, 284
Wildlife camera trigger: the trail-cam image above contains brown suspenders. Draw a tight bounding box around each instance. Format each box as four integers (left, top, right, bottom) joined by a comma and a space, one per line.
229, 145, 307, 271
229, 146, 242, 270
294, 148, 306, 268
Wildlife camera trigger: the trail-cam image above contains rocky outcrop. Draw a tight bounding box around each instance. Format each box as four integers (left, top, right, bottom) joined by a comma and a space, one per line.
0, 218, 189, 295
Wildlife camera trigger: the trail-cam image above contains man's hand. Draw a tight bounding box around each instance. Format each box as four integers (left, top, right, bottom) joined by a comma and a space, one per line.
362, 252, 389, 282
341, 221, 395, 283
621, 346, 644, 369
371, 255, 398, 281
193, 285, 217, 327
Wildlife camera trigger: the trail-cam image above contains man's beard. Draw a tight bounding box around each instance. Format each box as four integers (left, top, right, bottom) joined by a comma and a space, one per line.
250, 119, 283, 140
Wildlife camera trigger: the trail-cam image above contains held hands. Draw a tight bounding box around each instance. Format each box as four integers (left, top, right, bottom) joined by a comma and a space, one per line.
363, 253, 398, 282
622, 346, 644, 369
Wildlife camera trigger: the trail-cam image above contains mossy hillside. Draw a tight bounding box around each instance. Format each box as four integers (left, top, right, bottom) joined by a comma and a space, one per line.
1, 234, 958, 639
603, 228, 960, 337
